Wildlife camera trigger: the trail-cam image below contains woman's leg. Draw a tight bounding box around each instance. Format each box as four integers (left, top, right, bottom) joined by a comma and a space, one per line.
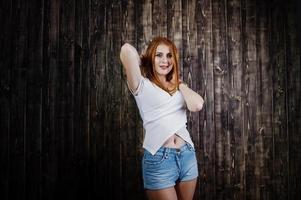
175, 179, 197, 200
146, 187, 178, 200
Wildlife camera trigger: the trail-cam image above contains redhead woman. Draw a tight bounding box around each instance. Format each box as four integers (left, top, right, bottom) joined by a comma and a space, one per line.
120, 37, 204, 200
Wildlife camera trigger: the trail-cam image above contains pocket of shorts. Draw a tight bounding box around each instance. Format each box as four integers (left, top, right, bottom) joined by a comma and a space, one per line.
143, 151, 167, 165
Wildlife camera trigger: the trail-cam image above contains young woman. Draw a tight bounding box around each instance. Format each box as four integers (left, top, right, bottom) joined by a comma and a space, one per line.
120, 37, 204, 200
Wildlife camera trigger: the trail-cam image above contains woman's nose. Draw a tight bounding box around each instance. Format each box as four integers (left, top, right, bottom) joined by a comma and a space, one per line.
161, 56, 168, 63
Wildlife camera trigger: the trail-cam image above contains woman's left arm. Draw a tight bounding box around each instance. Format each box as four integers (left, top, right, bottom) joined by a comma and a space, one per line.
179, 82, 204, 112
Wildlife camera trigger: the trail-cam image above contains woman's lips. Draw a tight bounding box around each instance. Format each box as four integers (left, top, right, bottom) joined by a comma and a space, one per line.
160, 65, 169, 69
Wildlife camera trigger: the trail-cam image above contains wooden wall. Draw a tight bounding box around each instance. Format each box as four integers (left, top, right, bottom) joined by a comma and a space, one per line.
0, 0, 300, 199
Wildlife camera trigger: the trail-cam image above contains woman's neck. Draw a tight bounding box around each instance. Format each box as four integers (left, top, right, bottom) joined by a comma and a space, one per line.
157, 75, 167, 85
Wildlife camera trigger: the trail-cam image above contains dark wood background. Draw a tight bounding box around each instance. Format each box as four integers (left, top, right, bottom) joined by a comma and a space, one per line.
0, 0, 300, 199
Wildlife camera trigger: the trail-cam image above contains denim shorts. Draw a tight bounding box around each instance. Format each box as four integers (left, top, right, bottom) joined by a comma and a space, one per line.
142, 142, 198, 190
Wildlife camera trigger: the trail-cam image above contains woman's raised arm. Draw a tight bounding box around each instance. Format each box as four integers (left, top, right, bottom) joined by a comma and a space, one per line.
179, 82, 204, 112
120, 43, 142, 93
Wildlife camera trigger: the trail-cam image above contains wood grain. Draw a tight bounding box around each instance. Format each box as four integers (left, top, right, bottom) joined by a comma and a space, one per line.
0, 0, 300, 199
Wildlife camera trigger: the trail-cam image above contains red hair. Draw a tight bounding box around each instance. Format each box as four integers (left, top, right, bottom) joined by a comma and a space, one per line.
140, 37, 180, 94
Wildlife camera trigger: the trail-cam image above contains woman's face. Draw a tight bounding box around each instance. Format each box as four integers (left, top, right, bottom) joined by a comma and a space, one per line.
154, 44, 173, 79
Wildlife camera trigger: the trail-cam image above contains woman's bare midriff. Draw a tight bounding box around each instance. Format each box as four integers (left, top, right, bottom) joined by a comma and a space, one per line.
162, 134, 186, 149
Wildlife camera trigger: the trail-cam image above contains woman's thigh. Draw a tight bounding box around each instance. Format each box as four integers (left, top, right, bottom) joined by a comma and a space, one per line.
146, 187, 178, 200
175, 179, 197, 200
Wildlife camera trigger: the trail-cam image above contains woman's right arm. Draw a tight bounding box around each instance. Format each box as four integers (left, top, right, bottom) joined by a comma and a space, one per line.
120, 43, 142, 93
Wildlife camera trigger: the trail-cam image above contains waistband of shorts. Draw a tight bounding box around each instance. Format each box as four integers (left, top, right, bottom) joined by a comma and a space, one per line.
156, 142, 194, 154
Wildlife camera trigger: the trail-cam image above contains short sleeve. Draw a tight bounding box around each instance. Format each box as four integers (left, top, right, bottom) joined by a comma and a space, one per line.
127, 77, 144, 96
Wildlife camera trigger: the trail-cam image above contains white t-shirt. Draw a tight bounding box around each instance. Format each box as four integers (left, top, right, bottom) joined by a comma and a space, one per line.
128, 77, 194, 155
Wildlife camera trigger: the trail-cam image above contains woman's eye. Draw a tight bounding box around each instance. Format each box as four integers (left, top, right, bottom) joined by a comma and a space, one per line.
155, 53, 172, 58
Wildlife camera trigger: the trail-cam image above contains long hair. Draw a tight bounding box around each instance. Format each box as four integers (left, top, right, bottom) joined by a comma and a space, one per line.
140, 37, 180, 94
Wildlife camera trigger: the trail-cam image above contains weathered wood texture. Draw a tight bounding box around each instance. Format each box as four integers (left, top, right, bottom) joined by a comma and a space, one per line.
0, 0, 300, 199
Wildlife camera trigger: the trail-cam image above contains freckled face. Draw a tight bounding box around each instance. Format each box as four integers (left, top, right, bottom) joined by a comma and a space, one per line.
154, 44, 173, 79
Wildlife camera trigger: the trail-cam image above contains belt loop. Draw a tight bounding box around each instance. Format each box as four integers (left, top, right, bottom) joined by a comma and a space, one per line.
164, 147, 169, 159
187, 143, 194, 151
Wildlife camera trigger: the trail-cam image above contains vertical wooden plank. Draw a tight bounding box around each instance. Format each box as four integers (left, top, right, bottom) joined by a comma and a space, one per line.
74, 0, 91, 198
195, 1, 204, 198
286, 0, 301, 198
112, 1, 123, 198
119, 0, 141, 198
135, 1, 149, 198
83, 0, 92, 197
25, 0, 44, 199
89, 0, 97, 197
167, 0, 182, 79
103, 1, 123, 199
0, 1, 13, 200
73, 0, 85, 198
182, 0, 201, 199
223, 0, 232, 198
41, 0, 51, 199
138, 1, 154, 196
211, 0, 228, 199
8, 0, 28, 199
152, 0, 167, 37
42, 0, 51, 198
122, 0, 136, 162
79, 5, 91, 183
42, 0, 60, 199
181, 0, 189, 82
42, 1, 60, 199
140, 0, 152, 48
182, 0, 196, 135
80, 2, 91, 176
241, 0, 260, 199
239, 1, 247, 198
138, 0, 154, 161
255, 0, 273, 199
76, 0, 92, 197
57, 0, 76, 197
100, 1, 115, 198
226, 0, 244, 199
89, 0, 109, 199
167, 0, 182, 55
269, 0, 289, 199
196, 0, 216, 199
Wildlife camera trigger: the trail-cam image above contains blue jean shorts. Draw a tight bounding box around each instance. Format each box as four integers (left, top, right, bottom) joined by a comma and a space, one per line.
142, 142, 199, 190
